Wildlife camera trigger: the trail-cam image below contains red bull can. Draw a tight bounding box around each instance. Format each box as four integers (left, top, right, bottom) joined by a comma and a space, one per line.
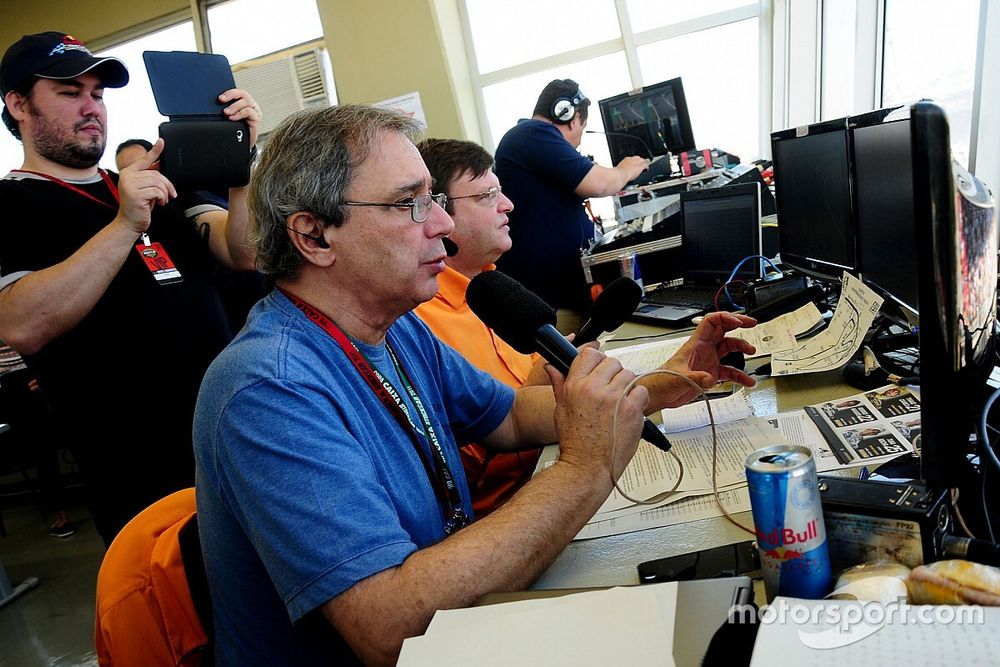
746, 444, 831, 600
618, 252, 644, 294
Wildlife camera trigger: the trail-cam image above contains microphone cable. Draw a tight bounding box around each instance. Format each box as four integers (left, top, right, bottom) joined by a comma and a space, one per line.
608, 367, 755, 536
585, 130, 655, 159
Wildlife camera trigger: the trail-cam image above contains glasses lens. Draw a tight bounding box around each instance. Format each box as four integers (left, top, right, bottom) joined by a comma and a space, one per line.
484, 187, 501, 205
412, 195, 430, 223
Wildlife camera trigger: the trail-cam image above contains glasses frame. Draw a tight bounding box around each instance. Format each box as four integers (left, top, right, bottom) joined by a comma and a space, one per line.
447, 186, 503, 206
341, 192, 447, 223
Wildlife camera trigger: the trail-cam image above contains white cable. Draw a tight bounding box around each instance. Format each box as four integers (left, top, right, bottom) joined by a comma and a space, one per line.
611, 368, 755, 534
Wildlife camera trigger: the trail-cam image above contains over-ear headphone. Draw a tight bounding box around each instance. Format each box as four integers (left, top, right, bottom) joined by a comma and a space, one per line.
551, 88, 587, 123
286, 226, 330, 249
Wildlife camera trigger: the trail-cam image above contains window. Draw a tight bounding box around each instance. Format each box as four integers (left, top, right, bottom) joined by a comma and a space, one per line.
206, 0, 325, 65
465, 0, 621, 74
637, 18, 759, 165
820, 0, 858, 121
95, 22, 198, 171
461, 1, 765, 224
882, 0, 979, 167
626, 0, 751, 29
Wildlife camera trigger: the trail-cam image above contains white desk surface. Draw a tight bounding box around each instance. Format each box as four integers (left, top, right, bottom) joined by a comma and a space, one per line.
531, 319, 858, 591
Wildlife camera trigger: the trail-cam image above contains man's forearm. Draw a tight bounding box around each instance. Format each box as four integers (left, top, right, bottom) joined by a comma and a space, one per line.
0, 217, 139, 354
324, 456, 612, 665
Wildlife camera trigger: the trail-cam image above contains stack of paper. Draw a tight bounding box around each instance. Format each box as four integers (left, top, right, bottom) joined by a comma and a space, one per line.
398, 584, 679, 667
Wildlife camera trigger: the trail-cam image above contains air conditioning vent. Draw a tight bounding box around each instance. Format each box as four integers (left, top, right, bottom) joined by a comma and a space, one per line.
233, 48, 332, 137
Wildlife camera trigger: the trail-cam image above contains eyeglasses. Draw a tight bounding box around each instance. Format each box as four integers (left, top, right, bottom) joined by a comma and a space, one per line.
342, 192, 447, 223
447, 186, 503, 207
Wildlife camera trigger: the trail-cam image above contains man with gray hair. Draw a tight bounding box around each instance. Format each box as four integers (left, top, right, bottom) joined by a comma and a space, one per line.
194, 104, 648, 665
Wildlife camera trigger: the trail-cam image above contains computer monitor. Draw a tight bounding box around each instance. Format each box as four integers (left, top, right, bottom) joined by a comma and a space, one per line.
912, 101, 998, 489
598, 77, 696, 163
851, 107, 918, 317
680, 182, 763, 285
771, 118, 857, 282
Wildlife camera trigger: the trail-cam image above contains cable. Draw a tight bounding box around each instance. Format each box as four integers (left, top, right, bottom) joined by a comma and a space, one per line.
951, 488, 977, 538
975, 384, 1000, 542
609, 368, 755, 535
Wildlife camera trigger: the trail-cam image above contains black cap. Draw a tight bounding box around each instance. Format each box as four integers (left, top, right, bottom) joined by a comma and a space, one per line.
1, 32, 128, 97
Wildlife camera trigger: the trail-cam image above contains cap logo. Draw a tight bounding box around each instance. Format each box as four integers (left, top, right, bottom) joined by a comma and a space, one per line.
49, 35, 91, 57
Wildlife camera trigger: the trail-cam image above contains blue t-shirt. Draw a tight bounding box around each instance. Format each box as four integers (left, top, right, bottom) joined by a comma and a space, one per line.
194, 290, 515, 665
494, 118, 596, 312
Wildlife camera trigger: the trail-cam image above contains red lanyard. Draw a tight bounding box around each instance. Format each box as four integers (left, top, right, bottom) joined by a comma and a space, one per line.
12, 168, 119, 209
281, 289, 469, 534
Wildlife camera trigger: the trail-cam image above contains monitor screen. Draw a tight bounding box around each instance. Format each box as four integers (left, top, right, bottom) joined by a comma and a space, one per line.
852, 113, 918, 315
912, 101, 998, 489
771, 118, 857, 281
680, 182, 763, 285
598, 77, 696, 163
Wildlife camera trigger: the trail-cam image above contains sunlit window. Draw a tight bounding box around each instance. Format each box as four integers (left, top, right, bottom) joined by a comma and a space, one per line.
638, 18, 759, 162
626, 0, 751, 30
95, 23, 198, 171
465, 0, 620, 74
882, 0, 979, 167
820, 0, 857, 121
207, 0, 324, 65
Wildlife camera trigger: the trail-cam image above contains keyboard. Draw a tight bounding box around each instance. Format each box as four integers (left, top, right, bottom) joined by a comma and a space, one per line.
643, 285, 720, 311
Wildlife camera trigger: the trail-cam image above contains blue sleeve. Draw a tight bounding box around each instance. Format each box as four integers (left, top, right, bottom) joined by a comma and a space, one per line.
212, 379, 418, 622
517, 125, 595, 191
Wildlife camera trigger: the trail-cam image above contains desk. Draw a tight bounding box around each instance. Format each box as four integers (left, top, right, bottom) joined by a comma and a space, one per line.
531, 320, 858, 591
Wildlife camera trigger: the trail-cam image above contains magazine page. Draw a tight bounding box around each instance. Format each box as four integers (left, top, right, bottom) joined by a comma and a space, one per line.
802, 384, 919, 466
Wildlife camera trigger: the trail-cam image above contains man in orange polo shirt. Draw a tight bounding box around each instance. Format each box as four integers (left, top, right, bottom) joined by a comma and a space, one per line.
415, 139, 546, 516
415, 139, 758, 517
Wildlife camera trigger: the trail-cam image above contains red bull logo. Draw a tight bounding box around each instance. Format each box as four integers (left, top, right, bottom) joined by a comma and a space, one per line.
756, 519, 820, 548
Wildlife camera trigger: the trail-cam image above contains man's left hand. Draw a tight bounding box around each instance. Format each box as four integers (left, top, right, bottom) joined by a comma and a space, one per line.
650, 311, 758, 409
219, 88, 263, 146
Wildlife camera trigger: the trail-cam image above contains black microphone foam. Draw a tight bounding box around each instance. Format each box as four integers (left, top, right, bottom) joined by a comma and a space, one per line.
442, 237, 459, 257
467, 270, 672, 453
467, 270, 556, 354
576, 277, 643, 345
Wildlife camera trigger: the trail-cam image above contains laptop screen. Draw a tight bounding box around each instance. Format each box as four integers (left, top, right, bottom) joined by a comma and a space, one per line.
680, 183, 762, 285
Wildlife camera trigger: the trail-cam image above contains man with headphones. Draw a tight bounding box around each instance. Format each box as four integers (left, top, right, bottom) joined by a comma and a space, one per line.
495, 78, 649, 333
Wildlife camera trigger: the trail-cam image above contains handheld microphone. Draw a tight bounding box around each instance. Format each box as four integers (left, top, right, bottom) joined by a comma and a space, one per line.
467, 270, 672, 452
442, 237, 459, 257
575, 277, 644, 346
585, 130, 654, 159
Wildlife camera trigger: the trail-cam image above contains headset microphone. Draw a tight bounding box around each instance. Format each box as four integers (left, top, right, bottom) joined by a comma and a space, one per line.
442, 237, 459, 257
286, 226, 330, 249
467, 270, 673, 453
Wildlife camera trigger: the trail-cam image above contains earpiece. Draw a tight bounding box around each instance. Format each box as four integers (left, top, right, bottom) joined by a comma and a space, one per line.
286, 226, 330, 249
551, 87, 587, 124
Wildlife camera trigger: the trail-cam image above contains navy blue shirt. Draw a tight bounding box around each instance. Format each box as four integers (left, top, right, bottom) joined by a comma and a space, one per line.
494, 119, 595, 312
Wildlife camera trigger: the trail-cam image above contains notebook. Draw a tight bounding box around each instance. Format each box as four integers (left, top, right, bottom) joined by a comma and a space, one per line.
632, 182, 763, 325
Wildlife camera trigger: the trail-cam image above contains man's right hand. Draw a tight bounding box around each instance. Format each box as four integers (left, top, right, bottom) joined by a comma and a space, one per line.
545, 347, 647, 479
115, 139, 177, 234
617, 155, 650, 182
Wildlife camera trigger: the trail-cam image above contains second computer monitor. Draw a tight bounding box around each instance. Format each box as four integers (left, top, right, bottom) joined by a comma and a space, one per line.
851, 109, 918, 315
680, 182, 763, 285
771, 118, 856, 282
598, 77, 696, 163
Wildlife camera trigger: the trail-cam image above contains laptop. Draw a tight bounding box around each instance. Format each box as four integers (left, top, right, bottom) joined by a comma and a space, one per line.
632, 182, 763, 324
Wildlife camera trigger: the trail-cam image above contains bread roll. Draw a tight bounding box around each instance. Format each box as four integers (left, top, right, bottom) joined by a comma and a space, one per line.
906, 559, 1000, 605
